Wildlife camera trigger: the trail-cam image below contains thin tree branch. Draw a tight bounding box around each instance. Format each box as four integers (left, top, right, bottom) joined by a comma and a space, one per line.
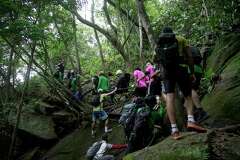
103, 0, 117, 34
135, 0, 157, 51
57, 0, 129, 63
106, 0, 139, 27
122, 24, 134, 48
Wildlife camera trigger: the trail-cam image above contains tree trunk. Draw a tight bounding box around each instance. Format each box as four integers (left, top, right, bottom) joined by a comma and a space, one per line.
103, 0, 117, 34
92, 0, 106, 69
135, 0, 157, 51
138, 10, 144, 68
6, 47, 14, 99
8, 42, 36, 160
72, 14, 82, 74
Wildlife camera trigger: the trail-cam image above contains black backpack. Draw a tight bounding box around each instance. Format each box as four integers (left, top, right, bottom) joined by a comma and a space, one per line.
131, 106, 152, 149
119, 103, 136, 125
133, 106, 151, 133
91, 94, 101, 107
154, 33, 179, 67
191, 46, 202, 65
124, 106, 137, 140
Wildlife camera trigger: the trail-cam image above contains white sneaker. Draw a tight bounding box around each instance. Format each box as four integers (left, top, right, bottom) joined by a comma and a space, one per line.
105, 128, 112, 133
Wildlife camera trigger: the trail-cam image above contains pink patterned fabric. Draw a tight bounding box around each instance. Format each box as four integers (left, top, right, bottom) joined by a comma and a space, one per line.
145, 64, 155, 77
133, 70, 147, 88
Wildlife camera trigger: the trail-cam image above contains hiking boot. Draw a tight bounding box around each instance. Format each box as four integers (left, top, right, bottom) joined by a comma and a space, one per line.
171, 131, 182, 140
196, 110, 209, 123
187, 122, 207, 133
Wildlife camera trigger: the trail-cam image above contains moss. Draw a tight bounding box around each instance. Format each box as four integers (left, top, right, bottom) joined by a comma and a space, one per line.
124, 132, 209, 160
8, 112, 57, 140
202, 33, 240, 122
207, 33, 240, 73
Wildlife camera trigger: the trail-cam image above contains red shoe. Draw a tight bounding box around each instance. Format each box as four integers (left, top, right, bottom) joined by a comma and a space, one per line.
171, 131, 182, 140
187, 122, 207, 133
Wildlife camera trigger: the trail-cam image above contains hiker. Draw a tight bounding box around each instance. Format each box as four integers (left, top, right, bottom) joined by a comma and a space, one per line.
118, 96, 137, 140
92, 75, 99, 94
69, 71, 81, 100
145, 95, 167, 138
54, 60, 64, 82
91, 90, 116, 137
115, 70, 130, 94
133, 68, 148, 97
145, 62, 155, 77
190, 46, 208, 123
86, 133, 127, 160
97, 71, 110, 93
57, 59, 64, 81
125, 98, 153, 153
148, 71, 162, 96
154, 27, 207, 140
66, 70, 72, 89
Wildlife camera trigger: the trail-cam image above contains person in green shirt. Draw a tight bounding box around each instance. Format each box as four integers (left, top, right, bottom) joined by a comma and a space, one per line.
97, 71, 110, 93
70, 71, 82, 101
145, 95, 166, 129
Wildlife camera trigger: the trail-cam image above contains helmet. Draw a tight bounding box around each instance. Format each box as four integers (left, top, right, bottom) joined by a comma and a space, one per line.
116, 69, 123, 75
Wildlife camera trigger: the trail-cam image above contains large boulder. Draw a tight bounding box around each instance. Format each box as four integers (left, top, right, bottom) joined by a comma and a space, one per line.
124, 126, 240, 160
43, 122, 125, 160
124, 132, 209, 160
8, 112, 57, 140
202, 33, 240, 122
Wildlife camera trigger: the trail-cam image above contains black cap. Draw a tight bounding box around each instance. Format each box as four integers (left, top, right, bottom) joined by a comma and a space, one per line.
162, 26, 173, 33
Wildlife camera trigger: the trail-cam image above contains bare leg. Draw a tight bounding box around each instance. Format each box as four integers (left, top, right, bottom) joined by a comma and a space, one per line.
91, 121, 96, 136
161, 92, 167, 102
166, 93, 182, 139
185, 95, 207, 132
192, 89, 202, 109
184, 96, 194, 116
104, 119, 112, 132
105, 119, 109, 129
166, 93, 176, 124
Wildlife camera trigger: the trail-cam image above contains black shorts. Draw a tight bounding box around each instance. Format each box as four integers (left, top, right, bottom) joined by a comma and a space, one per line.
163, 66, 192, 97
192, 73, 202, 90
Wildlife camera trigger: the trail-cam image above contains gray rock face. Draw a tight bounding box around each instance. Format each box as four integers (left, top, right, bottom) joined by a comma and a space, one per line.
8, 112, 57, 140
202, 33, 240, 122
44, 122, 125, 160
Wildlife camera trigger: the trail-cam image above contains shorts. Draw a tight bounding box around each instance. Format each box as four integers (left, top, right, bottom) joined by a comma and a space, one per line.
92, 111, 108, 121
163, 66, 192, 97
192, 73, 202, 90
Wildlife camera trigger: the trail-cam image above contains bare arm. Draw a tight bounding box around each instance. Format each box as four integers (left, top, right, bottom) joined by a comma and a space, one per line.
102, 87, 117, 97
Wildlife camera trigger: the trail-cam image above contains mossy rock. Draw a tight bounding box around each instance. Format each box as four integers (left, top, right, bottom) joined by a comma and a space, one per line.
8, 112, 57, 140
44, 122, 125, 160
124, 132, 209, 160
202, 33, 240, 122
